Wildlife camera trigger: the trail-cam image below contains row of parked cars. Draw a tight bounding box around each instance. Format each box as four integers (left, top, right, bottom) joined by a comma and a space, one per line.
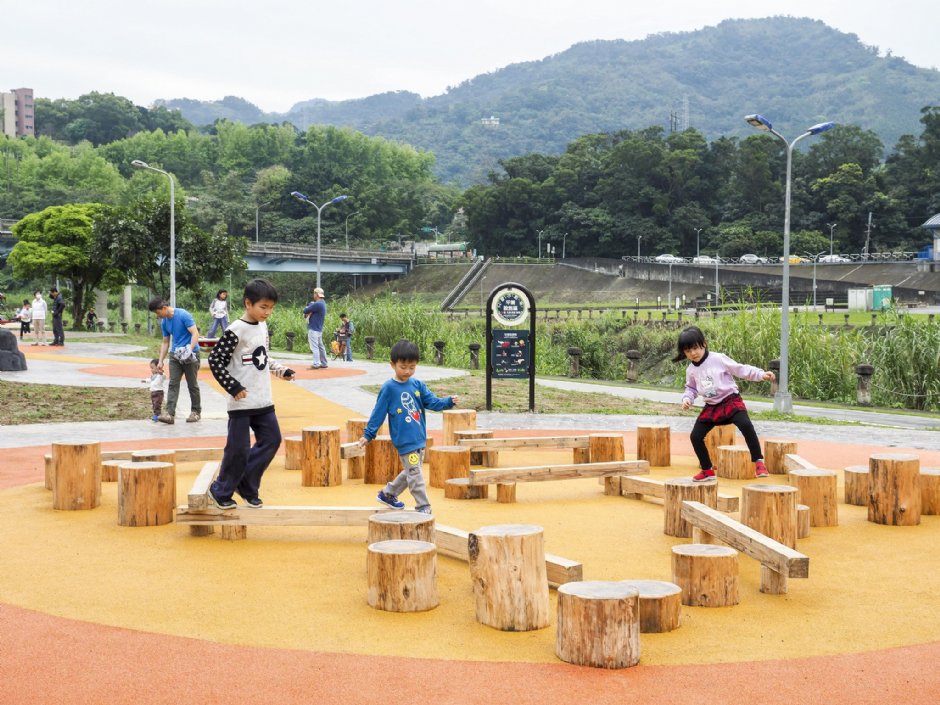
652, 253, 852, 264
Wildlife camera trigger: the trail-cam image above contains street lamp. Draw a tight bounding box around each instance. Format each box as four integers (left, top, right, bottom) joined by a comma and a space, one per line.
255, 200, 272, 243
131, 160, 176, 307
290, 191, 349, 288
562, 232, 568, 259
745, 114, 835, 413
806, 251, 827, 309
694, 227, 703, 257
537, 230, 544, 259
344, 211, 359, 250
827, 222, 837, 256
636, 235, 642, 260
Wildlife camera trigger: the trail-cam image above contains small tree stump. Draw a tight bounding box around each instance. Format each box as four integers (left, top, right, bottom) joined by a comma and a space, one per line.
428, 446, 470, 489
671, 544, 739, 607
764, 439, 797, 475
117, 461, 175, 527
44, 453, 54, 490
442, 409, 476, 446
636, 425, 670, 467
920, 468, 940, 515
364, 435, 399, 485
52, 441, 101, 511
741, 483, 798, 548
283, 436, 303, 471
868, 453, 921, 526
131, 448, 176, 466
796, 504, 811, 539
367, 539, 438, 612
345, 418, 371, 479
368, 510, 435, 543
496, 483, 516, 503
704, 425, 736, 462
788, 468, 839, 527
468, 524, 550, 631
302, 426, 342, 487
221, 525, 247, 541
573, 447, 591, 464
101, 459, 125, 483
844, 465, 870, 506
619, 580, 682, 633
716, 445, 753, 480
443, 477, 489, 500
555, 581, 640, 669
591, 433, 626, 495
453, 429, 498, 466
664, 478, 718, 537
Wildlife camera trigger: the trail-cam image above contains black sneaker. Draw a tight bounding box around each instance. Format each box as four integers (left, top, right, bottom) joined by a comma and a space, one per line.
244, 497, 263, 508
208, 488, 237, 509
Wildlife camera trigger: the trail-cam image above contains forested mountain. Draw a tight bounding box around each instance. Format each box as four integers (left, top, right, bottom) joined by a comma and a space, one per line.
159, 17, 940, 185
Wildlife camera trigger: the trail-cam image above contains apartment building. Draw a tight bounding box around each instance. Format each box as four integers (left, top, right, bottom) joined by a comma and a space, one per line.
1, 87, 35, 138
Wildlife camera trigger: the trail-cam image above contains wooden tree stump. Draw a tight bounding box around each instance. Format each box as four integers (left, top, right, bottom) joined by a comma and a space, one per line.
367, 539, 438, 612
636, 425, 670, 467
868, 453, 921, 526
740, 484, 798, 548
796, 504, 811, 539
573, 447, 591, 464
788, 468, 839, 527
345, 418, 370, 479
716, 445, 753, 480
131, 448, 176, 466
221, 525, 247, 541
619, 580, 682, 633
591, 433, 626, 495
555, 581, 640, 669
704, 425, 736, 462
428, 446, 470, 489
764, 439, 797, 475
117, 461, 175, 527
302, 426, 342, 487
283, 435, 303, 471
44, 453, 54, 490
442, 409, 476, 446
100, 459, 125, 483
453, 429, 498, 466
671, 544, 739, 607
920, 468, 940, 515
444, 477, 489, 500
52, 441, 101, 511
664, 478, 718, 538
844, 465, 870, 506
496, 483, 516, 503
364, 435, 399, 485
368, 510, 435, 543
468, 524, 550, 631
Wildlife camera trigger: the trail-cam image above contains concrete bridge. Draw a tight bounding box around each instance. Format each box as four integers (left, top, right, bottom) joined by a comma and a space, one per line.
246, 242, 414, 279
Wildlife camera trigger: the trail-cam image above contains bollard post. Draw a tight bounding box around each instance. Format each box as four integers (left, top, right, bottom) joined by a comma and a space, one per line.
108, 321, 116, 333
626, 349, 641, 383
856, 363, 874, 406
818, 313, 823, 325
121, 321, 128, 334
768, 359, 780, 396
134, 322, 141, 334
844, 313, 850, 326
567, 347, 582, 378
433, 340, 445, 366
930, 314, 935, 325
646, 311, 652, 324
365, 336, 376, 360
97, 321, 104, 332
633, 310, 638, 324
871, 314, 877, 327
677, 312, 683, 324
285, 331, 295, 352
468, 343, 480, 370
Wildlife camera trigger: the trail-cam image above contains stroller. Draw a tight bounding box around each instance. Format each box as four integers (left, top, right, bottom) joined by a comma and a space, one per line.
329, 329, 347, 360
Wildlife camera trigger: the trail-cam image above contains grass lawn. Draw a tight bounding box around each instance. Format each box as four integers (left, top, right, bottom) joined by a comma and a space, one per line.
0, 380, 152, 425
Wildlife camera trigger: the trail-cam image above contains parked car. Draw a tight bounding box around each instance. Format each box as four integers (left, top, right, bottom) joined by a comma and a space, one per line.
738, 253, 767, 264
692, 255, 718, 264
818, 254, 851, 263
654, 254, 683, 263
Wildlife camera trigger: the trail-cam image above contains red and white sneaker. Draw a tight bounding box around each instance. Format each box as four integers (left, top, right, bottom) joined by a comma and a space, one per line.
755, 460, 769, 478
692, 468, 717, 482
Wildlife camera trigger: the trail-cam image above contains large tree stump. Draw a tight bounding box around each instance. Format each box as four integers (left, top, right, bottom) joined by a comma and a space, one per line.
619, 580, 682, 633
764, 439, 797, 475
920, 467, 940, 515
664, 478, 718, 537
117, 461, 175, 527
442, 409, 476, 446
444, 477, 489, 500
788, 468, 839, 527
636, 425, 670, 467
796, 504, 811, 539
671, 544, 739, 607
283, 435, 303, 471
345, 418, 371, 479
868, 453, 921, 526
100, 459, 125, 483
741, 483, 798, 548
704, 424, 736, 462
716, 445, 753, 480
844, 465, 870, 506
428, 446, 470, 489
555, 581, 640, 669
364, 435, 399, 485
368, 510, 435, 543
591, 433, 626, 496
44, 453, 54, 490
52, 441, 101, 511
453, 429, 498, 466
468, 524, 550, 631
302, 426, 342, 487
367, 539, 438, 612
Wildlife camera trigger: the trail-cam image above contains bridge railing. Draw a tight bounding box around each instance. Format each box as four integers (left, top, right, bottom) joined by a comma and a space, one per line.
247, 242, 414, 261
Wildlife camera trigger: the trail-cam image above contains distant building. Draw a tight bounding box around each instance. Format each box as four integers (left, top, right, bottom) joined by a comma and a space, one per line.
1, 88, 35, 138
480, 115, 500, 126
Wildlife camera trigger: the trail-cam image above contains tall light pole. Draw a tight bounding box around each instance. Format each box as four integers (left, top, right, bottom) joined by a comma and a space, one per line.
562, 232, 568, 259
694, 227, 703, 257
745, 114, 835, 413
344, 210, 359, 250
290, 191, 349, 288
807, 251, 826, 309
131, 160, 176, 307
827, 222, 837, 256
636, 235, 642, 260
255, 200, 272, 243
537, 230, 544, 259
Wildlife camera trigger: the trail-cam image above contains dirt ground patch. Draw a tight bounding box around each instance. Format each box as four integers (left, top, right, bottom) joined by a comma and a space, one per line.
0, 380, 151, 425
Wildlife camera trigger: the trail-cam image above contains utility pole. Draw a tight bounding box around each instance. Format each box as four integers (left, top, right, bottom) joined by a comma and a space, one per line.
863, 212, 874, 259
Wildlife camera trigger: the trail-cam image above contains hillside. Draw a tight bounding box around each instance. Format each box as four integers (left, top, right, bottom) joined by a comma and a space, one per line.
161, 17, 940, 185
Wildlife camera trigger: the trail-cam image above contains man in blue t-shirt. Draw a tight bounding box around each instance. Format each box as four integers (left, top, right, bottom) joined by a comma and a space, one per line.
302, 287, 328, 369
148, 297, 202, 424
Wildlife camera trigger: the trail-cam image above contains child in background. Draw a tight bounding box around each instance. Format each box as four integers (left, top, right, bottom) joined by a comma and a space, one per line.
15, 300, 31, 339
337, 313, 355, 361
143, 358, 166, 422
206, 289, 229, 338
358, 339, 458, 514
674, 326, 774, 482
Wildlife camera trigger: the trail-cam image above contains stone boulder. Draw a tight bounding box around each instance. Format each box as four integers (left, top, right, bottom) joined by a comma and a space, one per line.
0, 328, 28, 371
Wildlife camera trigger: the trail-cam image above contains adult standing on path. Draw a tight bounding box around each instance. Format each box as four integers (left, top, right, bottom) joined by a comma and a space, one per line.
49, 287, 65, 346
148, 297, 202, 424
302, 287, 328, 369
30, 290, 47, 346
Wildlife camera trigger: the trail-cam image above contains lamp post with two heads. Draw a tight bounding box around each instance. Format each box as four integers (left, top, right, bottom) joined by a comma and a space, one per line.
131, 160, 176, 307
290, 191, 349, 288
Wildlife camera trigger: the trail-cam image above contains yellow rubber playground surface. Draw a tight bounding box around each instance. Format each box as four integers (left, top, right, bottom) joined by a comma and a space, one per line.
2, 349, 939, 704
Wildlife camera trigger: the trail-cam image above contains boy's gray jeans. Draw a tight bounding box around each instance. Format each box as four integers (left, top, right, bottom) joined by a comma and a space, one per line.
383, 449, 430, 511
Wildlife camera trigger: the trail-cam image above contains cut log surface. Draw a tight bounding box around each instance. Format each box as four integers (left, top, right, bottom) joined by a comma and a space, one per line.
844, 465, 870, 506
117, 461, 175, 527
52, 441, 101, 511
442, 409, 476, 446
868, 453, 921, 526
301, 426, 342, 487
367, 539, 438, 612
100, 459, 124, 483
131, 449, 176, 465
788, 468, 839, 527
671, 543, 739, 607
704, 425, 736, 463
664, 478, 718, 538
428, 446, 470, 489
921, 467, 940, 516
716, 445, 753, 480
636, 425, 671, 467
764, 439, 797, 475
740, 484, 798, 549
364, 435, 399, 485
619, 580, 682, 633
555, 581, 640, 669
368, 511, 435, 543
283, 436, 303, 470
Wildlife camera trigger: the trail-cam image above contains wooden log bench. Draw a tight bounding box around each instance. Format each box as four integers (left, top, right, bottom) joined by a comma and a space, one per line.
555, 581, 640, 668
367, 539, 438, 612
618, 476, 740, 512
679, 500, 809, 595
619, 579, 682, 633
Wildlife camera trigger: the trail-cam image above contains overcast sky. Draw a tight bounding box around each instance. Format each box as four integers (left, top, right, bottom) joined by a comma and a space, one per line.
5, 1, 939, 113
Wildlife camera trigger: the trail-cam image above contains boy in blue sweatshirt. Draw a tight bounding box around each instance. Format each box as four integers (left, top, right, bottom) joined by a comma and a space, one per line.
358, 339, 459, 514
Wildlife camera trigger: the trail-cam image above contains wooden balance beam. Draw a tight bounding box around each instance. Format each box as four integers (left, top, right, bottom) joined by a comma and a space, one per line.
456, 435, 591, 451
679, 500, 809, 594
468, 460, 649, 485
434, 524, 582, 588
619, 476, 740, 513
102, 448, 224, 463
176, 505, 394, 527
783, 454, 817, 472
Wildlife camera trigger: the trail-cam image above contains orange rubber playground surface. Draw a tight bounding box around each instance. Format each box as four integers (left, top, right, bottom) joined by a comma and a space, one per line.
2, 348, 940, 704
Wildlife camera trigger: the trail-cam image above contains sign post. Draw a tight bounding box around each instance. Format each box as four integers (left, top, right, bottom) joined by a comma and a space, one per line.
485, 282, 536, 411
